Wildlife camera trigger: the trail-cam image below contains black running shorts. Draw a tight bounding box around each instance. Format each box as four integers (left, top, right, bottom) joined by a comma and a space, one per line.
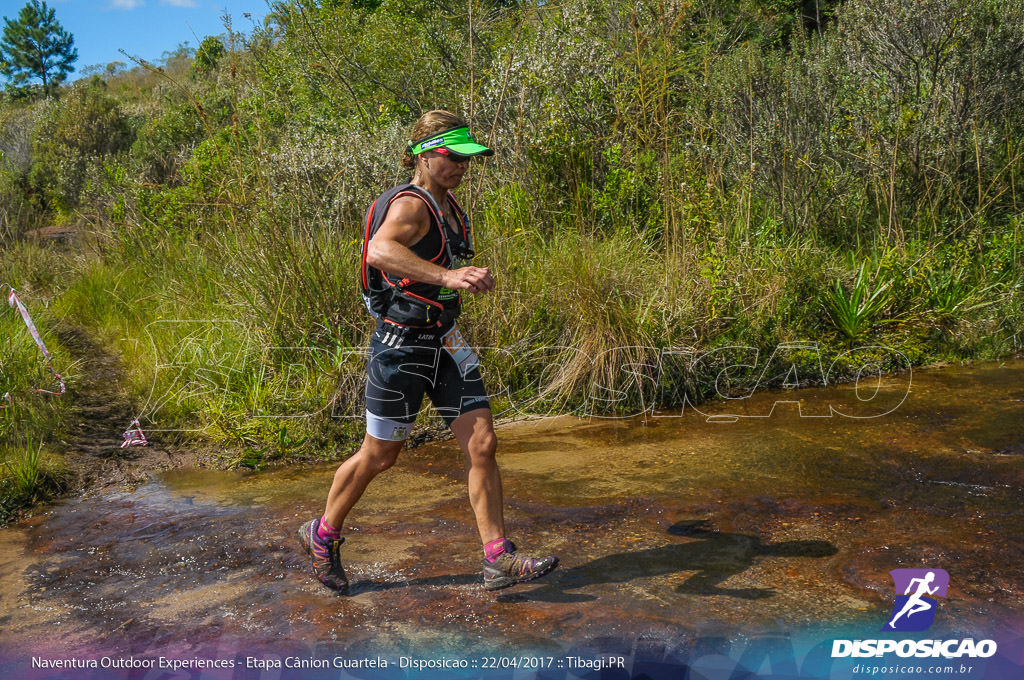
364, 321, 491, 441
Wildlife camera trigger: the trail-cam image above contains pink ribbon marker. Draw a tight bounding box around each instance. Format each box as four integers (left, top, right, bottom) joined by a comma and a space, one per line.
121, 418, 148, 448
7, 289, 66, 397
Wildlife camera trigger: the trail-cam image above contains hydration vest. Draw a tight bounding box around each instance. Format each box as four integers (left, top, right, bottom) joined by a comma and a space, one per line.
360, 183, 474, 328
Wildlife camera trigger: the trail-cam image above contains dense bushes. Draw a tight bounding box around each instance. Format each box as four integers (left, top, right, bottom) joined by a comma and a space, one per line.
27, 77, 133, 211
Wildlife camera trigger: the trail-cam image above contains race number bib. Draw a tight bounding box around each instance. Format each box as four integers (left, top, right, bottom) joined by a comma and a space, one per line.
441, 326, 480, 378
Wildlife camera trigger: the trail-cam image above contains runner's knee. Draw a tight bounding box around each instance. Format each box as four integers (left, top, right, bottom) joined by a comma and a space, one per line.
360, 442, 401, 473
467, 430, 497, 465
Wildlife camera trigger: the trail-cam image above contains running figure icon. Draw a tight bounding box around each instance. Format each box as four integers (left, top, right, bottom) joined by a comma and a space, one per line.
888, 571, 940, 629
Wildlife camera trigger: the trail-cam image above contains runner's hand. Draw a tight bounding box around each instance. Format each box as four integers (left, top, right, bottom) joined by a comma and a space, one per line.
442, 266, 495, 294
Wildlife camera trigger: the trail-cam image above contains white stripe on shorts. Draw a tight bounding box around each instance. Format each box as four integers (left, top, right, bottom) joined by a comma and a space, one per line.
366, 410, 413, 441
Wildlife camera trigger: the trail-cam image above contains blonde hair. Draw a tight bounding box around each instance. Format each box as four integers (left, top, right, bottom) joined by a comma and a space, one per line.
401, 110, 469, 170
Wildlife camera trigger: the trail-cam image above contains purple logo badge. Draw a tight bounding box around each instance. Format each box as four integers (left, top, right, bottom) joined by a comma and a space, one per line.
883, 569, 949, 632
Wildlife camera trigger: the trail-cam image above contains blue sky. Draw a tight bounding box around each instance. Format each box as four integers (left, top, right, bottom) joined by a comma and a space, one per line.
2, 0, 271, 78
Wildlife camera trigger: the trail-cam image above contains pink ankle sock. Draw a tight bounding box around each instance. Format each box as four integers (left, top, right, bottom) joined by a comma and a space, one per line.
484, 537, 508, 562
317, 515, 341, 541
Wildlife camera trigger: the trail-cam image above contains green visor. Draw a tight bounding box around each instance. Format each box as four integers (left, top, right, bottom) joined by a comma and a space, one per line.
408, 126, 494, 157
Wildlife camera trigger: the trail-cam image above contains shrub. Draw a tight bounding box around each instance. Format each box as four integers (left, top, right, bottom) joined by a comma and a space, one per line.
28, 76, 133, 211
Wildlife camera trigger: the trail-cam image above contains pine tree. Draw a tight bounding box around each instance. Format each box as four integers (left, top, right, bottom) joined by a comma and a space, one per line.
0, 0, 78, 96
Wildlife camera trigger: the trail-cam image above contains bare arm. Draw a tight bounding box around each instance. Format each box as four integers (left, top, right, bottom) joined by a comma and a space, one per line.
366, 195, 494, 293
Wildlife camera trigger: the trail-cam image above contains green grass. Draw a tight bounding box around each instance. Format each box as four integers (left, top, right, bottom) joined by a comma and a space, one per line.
1, 278, 71, 492
3, 203, 1022, 471
822, 262, 893, 341
0, 435, 70, 524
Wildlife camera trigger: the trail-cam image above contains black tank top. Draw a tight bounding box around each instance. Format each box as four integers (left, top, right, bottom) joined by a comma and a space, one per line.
360, 183, 471, 327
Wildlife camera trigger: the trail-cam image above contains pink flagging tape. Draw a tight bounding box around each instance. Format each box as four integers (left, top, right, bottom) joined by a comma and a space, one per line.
7, 289, 66, 397
121, 418, 148, 448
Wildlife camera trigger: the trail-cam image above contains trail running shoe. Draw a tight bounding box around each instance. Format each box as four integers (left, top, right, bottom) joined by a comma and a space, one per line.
482, 540, 558, 591
298, 518, 348, 594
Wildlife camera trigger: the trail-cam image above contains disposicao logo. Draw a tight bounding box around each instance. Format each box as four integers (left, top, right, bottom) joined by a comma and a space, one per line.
831, 568, 998, 659
883, 568, 949, 632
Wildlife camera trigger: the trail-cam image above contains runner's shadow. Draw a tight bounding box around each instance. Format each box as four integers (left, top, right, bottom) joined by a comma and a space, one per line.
501, 519, 837, 603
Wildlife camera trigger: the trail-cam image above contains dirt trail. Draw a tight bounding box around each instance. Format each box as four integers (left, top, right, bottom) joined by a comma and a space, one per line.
55, 324, 201, 494
13, 225, 204, 496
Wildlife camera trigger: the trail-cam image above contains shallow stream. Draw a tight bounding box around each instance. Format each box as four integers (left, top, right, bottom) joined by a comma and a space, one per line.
2, 360, 1023, 676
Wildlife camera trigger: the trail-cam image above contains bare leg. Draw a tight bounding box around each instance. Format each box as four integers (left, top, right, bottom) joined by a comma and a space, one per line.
323, 433, 404, 529
450, 408, 505, 545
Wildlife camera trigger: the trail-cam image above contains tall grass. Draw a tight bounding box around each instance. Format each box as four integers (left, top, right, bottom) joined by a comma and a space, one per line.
1, 273, 69, 471
0, 435, 70, 524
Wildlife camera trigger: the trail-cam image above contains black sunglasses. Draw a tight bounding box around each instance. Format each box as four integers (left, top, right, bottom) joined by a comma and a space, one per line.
434, 147, 474, 163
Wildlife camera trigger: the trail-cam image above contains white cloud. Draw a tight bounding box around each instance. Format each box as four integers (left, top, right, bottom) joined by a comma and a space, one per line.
110, 0, 145, 9
161, 0, 199, 6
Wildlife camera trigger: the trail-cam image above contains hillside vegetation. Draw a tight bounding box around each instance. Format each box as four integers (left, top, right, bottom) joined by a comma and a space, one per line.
2, 0, 1023, 510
